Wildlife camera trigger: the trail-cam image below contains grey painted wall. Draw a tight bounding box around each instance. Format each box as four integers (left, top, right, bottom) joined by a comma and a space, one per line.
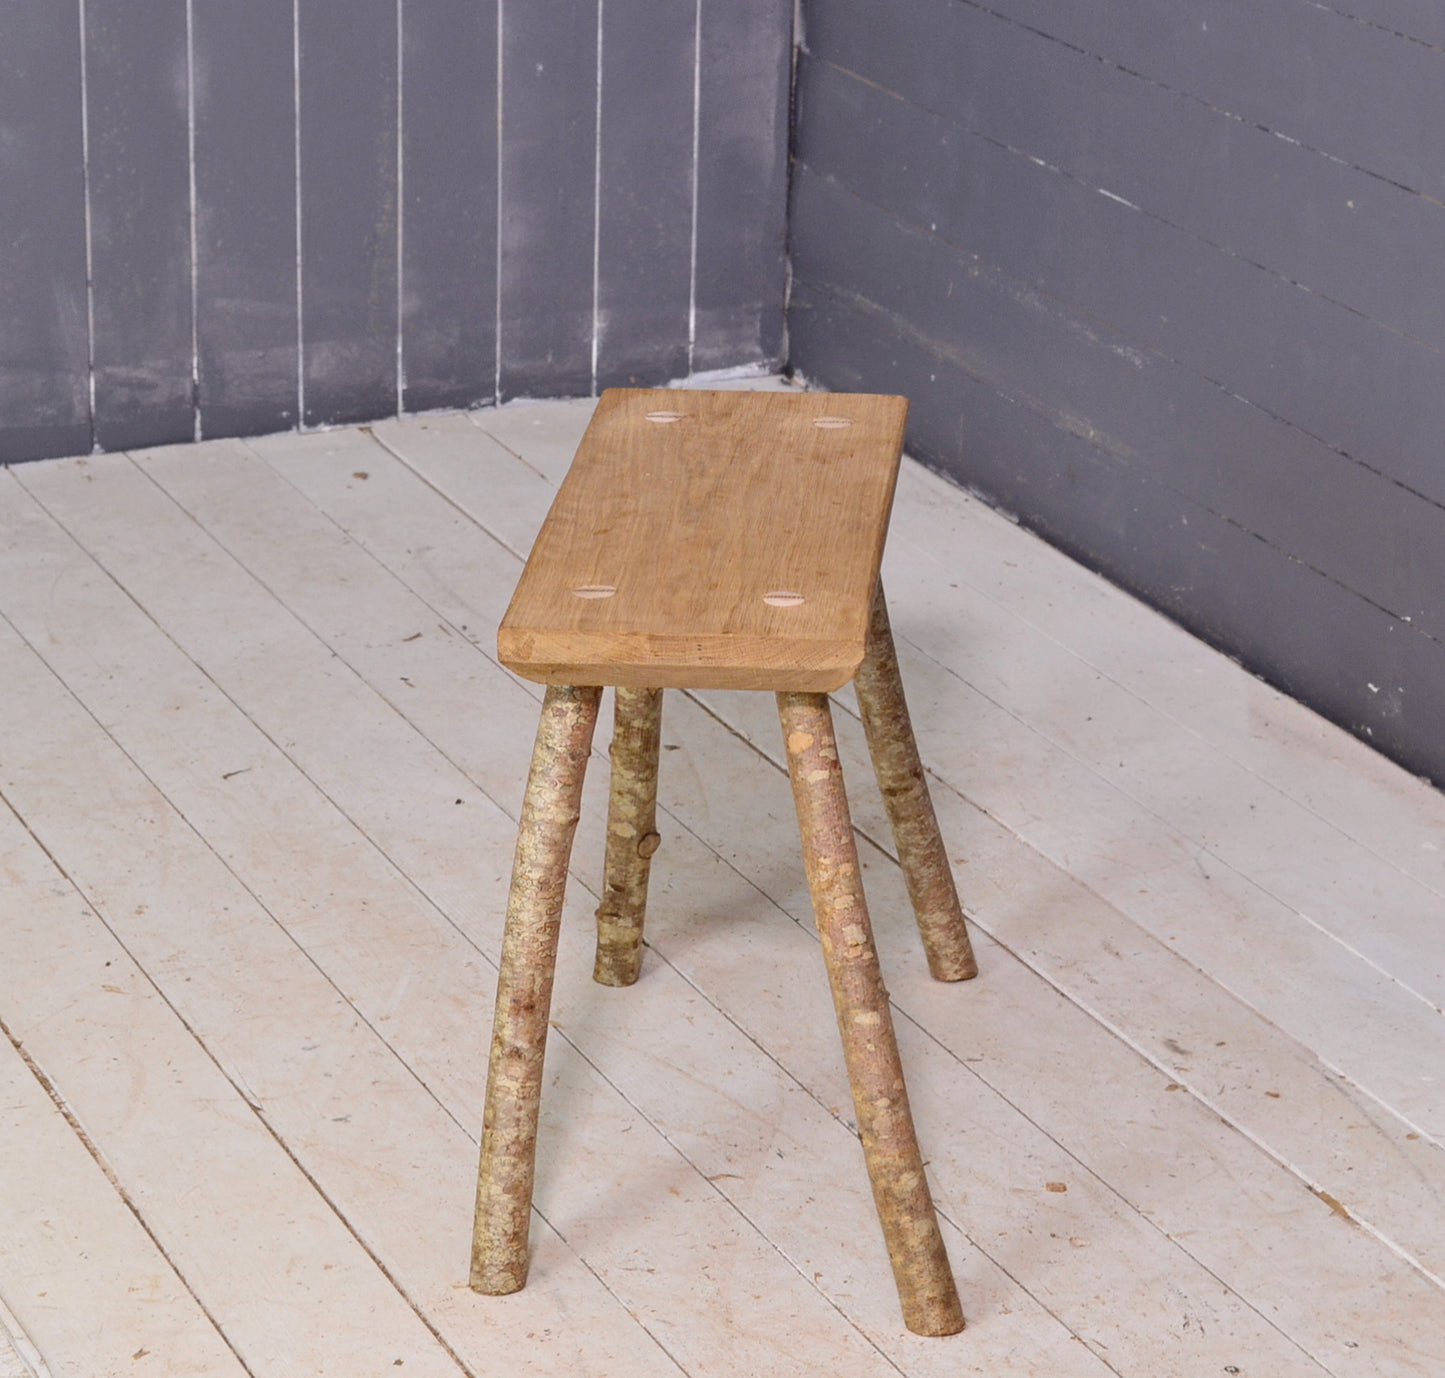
10, 0, 1445, 789
788, 0, 1445, 787
0, 0, 791, 462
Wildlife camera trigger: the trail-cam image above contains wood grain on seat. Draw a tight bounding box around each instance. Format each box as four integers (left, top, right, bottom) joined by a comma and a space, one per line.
498, 388, 909, 690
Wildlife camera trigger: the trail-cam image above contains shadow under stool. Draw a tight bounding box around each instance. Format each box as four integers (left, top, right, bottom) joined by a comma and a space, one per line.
471, 387, 978, 1336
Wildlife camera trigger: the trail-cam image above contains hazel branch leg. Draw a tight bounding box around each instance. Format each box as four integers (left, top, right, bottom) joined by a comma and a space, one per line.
854, 585, 978, 982
594, 686, 664, 987
778, 691, 965, 1337
471, 684, 602, 1294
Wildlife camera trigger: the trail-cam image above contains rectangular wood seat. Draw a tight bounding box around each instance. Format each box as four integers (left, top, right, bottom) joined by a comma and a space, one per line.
498, 388, 909, 690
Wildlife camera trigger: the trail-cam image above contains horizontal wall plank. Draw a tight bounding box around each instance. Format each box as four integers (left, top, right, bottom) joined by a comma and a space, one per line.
987, 0, 1445, 90
497, 3, 596, 399
298, 0, 398, 426
791, 169, 1445, 647
0, 1, 90, 463
85, 0, 194, 450
921, 0, 1445, 194
595, 0, 694, 389
802, 5, 1445, 353
692, 0, 791, 371
194, 0, 298, 438
790, 3, 1445, 787
793, 52, 1445, 510
1329, 0, 1445, 47
401, 0, 498, 412
789, 274, 1445, 786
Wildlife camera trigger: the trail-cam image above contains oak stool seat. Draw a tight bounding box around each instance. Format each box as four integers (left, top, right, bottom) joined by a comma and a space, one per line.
472, 387, 977, 1336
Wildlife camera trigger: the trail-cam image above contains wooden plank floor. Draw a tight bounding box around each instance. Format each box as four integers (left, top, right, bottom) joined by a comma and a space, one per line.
1, 385, 1443, 1376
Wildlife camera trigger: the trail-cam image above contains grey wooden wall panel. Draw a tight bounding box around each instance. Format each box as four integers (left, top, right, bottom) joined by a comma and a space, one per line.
791, 274, 1445, 784
497, 3, 596, 400
85, 0, 194, 451
987, 0, 1445, 92
961, 0, 1445, 191
794, 170, 1445, 644
298, 0, 398, 427
794, 54, 1445, 507
0, 2, 91, 463
804, 0, 1445, 353
692, 0, 791, 372
193, 0, 298, 439
595, 0, 694, 389
1339, 2, 1445, 47
400, 0, 497, 413
791, 0, 1445, 784
2, 0, 792, 461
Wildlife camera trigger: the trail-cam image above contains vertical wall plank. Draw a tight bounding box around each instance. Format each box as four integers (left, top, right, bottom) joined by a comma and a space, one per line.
298, 0, 398, 427
0, 1, 91, 462
193, 0, 298, 439
85, 0, 194, 451
692, 0, 790, 373
497, 2, 597, 400
594, 0, 694, 389
400, 0, 498, 413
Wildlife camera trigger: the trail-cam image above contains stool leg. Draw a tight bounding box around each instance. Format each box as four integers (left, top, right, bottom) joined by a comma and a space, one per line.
854, 584, 978, 982
594, 686, 664, 986
778, 691, 965, 1337
472, 683, 601, 1294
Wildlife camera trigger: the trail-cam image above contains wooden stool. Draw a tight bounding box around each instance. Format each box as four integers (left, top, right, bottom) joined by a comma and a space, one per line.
471, 388, 977, 1336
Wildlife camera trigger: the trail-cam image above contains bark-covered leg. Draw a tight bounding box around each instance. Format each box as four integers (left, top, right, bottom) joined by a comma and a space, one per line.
778, 691, 965, 1337
594, 687, 664, 986
854, 585, 978, 982
471, 684, 601, 1294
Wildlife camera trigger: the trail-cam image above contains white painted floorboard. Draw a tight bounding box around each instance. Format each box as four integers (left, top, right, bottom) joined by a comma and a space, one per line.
1, 392, 1442, 1376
